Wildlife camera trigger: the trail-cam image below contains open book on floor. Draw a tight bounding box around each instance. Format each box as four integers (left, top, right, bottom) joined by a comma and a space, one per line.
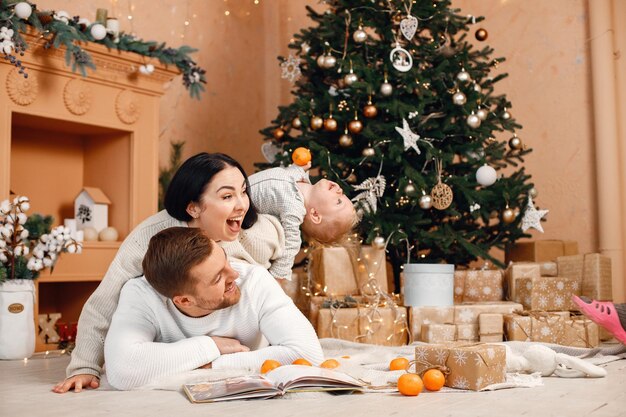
183, 364, 365, 403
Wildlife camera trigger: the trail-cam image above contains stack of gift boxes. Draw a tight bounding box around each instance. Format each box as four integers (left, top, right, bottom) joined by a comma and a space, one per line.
408, 240, 612, 349
297, 245, 409, 346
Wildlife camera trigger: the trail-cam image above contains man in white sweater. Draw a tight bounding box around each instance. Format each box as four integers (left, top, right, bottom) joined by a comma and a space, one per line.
104, 227, 323, 390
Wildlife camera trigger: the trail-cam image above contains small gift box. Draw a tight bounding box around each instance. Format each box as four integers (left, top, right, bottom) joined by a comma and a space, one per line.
454, 301, 523, 325
414, 343, 507, 391
557, 254, 612, 301
505, 262, 541, 301
505, 240, 578, 264
514, 276, 578, 311
408, 306, 454, 342
420, 324, 456, 343
504, 312, 598, 347
308, 295, 366, 329
316, 305, 408, 346
309, 246, 388, 296
456, 324, 479, 342
479, 313, 503, 343
560, 318, 599, 348
454, 269, 504, 303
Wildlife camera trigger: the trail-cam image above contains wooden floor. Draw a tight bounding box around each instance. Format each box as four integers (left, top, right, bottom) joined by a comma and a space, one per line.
1, 354, 625, 417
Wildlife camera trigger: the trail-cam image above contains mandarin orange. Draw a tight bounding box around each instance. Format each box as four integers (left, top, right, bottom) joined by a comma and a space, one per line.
292, 147, 312, 166
260, 359, 281, 374
292, 358, 312, 366
389, 357, 410, 371
320, 359, 340, 369
423, 369, 445, 391
397, 373, 423, 396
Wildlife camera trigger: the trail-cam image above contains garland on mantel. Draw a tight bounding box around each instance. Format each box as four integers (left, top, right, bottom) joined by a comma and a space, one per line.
0, 0, 206, 99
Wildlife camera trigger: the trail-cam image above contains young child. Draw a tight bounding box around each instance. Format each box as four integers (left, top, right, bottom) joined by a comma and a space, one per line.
246, 164, 357, 280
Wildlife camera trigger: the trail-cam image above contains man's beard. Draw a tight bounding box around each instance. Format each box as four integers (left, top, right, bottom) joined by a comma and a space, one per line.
196, 285, 241, 312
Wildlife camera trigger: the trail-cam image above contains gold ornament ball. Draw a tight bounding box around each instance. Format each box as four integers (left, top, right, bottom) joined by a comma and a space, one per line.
456, 70, 471, 83
452, 91, 467, 106
380, 82, 393, 97
529, 187, 538, 198
353, 29, 367, 43
347, 173, 357, 183
362, 147, 375, 157
324, 54, 337, 68
339, 133, 353, 147
418, 194, 432, 210
404, 183, 417, 196
502, 208, 516, 224
272, 127, 285, 140
372, 236, 386, 249
509, 136, 523, 150
363, 104, 378, 118
348, 119, 363, 134
502, 110, 511, 120
291, 117, 302, 129
310, 116, 323, 130
467, 113, 481, 129
323, 117, 338, 132
476, 108, 488, 121
344, 72, 358, 85
475, 28, 488, 41
316, 55, 327, 68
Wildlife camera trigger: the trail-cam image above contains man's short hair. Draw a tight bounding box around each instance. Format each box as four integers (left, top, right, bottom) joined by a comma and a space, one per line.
142, 227, 213, 298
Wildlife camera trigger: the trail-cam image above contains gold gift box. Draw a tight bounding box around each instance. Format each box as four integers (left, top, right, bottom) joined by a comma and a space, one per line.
309, 246, 388, 296
316, 306, 408, 346
414, 343, 506, 391
505, 239, 578, 264
504, 262, 541, 301
557, 253, 612, 301
454, 270, 504, 303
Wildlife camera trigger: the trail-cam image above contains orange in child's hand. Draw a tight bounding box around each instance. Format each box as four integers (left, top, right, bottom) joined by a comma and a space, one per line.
389, 357, 410, 371
397, 373, 423, 396
292, 147, 312, 166
422, 369, 445, 391
292, 358, 312, 366
260, 359, 281, 374
320, 359, 340, 369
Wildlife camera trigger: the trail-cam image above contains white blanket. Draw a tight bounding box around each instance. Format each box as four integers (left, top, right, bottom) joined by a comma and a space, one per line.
98, 339, 626, 393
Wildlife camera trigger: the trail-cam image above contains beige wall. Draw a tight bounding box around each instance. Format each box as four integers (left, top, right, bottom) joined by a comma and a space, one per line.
38, 0, 624, 300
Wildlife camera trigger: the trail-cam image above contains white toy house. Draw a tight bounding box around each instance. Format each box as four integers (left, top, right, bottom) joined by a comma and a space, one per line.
74, 187, 111, 232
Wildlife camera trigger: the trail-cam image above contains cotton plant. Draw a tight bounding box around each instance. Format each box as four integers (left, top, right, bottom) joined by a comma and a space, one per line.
0, 196, 81, 282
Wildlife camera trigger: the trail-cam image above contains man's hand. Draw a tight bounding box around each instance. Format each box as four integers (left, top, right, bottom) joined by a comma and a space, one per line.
211, 336, 250, 354
52, 374, 100, 393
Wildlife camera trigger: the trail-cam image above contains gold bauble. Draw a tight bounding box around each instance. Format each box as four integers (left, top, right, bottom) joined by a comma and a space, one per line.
272, 127, 285, 140
339, 133, 353, 147
347, 173, 357, 183
362, 147, 375, 157
363, 104, 378, 118
348, 119, 363, 134
310, 116, 323, 130
502, 207, 516, 224
323, 117, 338, 132
291, 117, 302, 129
475, 28, 488, 41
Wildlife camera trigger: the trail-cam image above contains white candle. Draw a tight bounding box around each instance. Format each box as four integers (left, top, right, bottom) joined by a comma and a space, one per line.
106, 18, 120, 35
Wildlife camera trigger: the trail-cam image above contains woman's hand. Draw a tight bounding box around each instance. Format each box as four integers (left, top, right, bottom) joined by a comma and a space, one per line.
52, 374, 100, 393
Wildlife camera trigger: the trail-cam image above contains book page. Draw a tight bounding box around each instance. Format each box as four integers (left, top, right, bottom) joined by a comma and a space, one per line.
264, 365, 364, 392
183, 376, 279, 403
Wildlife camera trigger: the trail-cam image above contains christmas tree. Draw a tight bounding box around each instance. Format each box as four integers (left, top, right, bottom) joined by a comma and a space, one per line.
258, 0, 543, 282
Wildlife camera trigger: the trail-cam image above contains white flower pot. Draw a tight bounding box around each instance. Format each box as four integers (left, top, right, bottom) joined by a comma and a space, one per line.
0, 279, 35, 360
403, 263, 454, 307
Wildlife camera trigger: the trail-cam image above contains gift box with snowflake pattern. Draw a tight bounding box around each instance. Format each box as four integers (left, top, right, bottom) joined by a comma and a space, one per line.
453, 301, 523, 325
514, 276, 578, 311
420, 324, 456, 343
414, 343, 506, 391
408, 306, 455, 342
504, 312, 570, 343
453, 270, 504, 303
456, 324, 479, 342
504, 262, 541, 301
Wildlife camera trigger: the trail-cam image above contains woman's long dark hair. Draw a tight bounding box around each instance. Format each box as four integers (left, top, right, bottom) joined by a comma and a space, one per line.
163, 152, 258, 228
